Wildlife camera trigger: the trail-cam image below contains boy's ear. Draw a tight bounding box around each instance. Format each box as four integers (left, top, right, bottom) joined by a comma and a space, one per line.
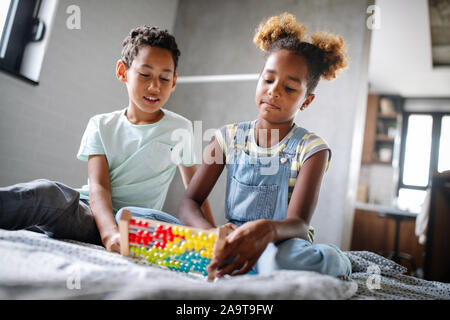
300, 94, 315, 111
116, 60, 128, 83
171, 72, 178, 92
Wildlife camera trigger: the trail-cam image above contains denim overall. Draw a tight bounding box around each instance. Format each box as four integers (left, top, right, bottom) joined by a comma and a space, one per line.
224, 121, 351, 278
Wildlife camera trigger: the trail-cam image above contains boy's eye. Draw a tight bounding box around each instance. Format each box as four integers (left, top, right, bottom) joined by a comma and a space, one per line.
139, 73, 150, 78
285, 87, 297, 92
160, 77, 170, 82
264, 79, 273, 84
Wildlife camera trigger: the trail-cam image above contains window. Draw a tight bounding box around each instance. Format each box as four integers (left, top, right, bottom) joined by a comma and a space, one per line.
0, 0, 41, 83
398, 112, 450, 212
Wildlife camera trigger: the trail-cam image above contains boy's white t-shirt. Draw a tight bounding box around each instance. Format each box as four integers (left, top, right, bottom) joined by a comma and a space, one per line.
76, 107, 196, 214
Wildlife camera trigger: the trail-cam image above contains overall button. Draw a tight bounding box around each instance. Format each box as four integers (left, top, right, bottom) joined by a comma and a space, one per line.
280, 158, 287, 164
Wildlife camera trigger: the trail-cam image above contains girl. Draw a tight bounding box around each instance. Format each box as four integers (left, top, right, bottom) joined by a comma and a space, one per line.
178, 13, 352, 278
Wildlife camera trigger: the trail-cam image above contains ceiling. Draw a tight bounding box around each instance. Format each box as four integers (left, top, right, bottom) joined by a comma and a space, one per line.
368, 0, 450, 97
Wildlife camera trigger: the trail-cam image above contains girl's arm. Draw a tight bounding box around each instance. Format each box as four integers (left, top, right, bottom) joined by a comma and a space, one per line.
88, 154, 121, 253
178, 164, 216, 227
178, 137, 225, 230
268, 149, 329, 242
207, 149, 329, 277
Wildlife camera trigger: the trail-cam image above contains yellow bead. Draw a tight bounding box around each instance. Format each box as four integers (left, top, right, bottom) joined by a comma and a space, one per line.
174, 237, 181, 244
200, 250, 207, 258
172, 227, 179, 236
197, 231, 205, 239
185, 229, 192, 238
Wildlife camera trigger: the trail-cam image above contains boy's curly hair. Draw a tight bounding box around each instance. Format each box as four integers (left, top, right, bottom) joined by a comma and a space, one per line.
121, 26, 180, 72
253, 13, 348, 95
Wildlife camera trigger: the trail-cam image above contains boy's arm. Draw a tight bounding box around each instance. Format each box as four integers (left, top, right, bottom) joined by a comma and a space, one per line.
88, 154, 120, 253
178, 164, 216, 227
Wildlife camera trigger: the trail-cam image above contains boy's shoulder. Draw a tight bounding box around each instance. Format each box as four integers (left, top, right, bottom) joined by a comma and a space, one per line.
161, 108, 193, 129
89, 108, 126, 124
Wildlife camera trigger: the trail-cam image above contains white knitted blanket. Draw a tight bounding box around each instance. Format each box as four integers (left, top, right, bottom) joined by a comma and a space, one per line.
0, 229, 448, 300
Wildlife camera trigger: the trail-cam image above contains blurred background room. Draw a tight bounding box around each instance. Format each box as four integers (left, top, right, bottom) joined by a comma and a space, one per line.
0, 0, 448, 282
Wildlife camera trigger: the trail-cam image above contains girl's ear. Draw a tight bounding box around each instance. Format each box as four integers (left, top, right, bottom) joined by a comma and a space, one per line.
116, 60, 128, 83
300, 94, 315, 111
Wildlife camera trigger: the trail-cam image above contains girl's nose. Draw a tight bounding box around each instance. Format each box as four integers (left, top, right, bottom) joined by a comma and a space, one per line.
268, 85, 280, 98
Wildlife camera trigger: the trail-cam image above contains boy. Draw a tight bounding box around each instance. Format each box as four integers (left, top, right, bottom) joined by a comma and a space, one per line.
0, 26, 213, 254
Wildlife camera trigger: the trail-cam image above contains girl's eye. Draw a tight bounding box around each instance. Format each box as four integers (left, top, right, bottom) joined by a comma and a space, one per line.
139, 73, 150, 78
286, 87, 297, 92
160, 77, 170, 82
264, 79, 273, 84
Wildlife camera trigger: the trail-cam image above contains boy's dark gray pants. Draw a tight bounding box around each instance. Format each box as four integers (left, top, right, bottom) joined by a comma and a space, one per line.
0, 179, 102, 245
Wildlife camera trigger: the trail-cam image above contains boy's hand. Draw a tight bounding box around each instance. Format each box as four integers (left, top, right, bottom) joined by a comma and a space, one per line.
103, 232, 121, 253
207, 220, 275, 277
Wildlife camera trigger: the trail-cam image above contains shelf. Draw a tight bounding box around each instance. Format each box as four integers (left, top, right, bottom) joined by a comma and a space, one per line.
376, 134, 395, 142
377, 113, 398, 119
372, 158, 392, 165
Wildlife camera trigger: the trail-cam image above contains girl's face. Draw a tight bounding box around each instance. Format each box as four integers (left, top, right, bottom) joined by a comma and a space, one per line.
255, 49, 313, 124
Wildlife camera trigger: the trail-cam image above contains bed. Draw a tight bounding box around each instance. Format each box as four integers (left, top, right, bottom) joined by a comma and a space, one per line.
0, 229, 449, 300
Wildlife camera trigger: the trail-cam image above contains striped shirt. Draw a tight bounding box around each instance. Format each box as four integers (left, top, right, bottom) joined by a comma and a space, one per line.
215, 120, 332, 203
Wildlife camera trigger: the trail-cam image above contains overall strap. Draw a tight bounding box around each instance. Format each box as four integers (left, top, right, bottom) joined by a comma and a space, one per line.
233, 121, 252, 149
283, 126, 309, 155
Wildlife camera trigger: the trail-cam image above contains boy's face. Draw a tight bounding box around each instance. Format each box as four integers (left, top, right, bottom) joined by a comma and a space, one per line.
117, 45, 177, 116
255, 49, 314, 124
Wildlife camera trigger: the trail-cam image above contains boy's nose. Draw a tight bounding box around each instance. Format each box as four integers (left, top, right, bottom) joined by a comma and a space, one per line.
148, 79, 160, 92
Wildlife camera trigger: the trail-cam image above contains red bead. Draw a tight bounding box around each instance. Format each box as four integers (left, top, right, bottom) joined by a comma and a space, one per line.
137, 229, 143, 236
136, 236, 142, 244
130, 219, 136, 226
143, 221, 149, 228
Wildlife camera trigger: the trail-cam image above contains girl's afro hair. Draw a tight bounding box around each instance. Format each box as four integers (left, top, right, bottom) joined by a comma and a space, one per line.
253, 13, 348, 82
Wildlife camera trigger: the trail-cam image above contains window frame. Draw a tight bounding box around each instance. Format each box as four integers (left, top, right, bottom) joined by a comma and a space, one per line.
0, 0, 41, 84
397, 111, 449, 195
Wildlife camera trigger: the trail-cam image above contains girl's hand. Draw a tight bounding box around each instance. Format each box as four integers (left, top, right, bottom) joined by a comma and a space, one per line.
103, 232, 121, 253
207, 220, 275, 277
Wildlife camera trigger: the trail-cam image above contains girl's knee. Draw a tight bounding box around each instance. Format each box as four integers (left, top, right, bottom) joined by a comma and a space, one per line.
274, 240, 351, 277
314, 244, 352, 278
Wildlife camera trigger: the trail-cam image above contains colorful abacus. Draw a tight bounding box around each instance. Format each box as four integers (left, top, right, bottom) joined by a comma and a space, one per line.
118, 210, 228, 280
